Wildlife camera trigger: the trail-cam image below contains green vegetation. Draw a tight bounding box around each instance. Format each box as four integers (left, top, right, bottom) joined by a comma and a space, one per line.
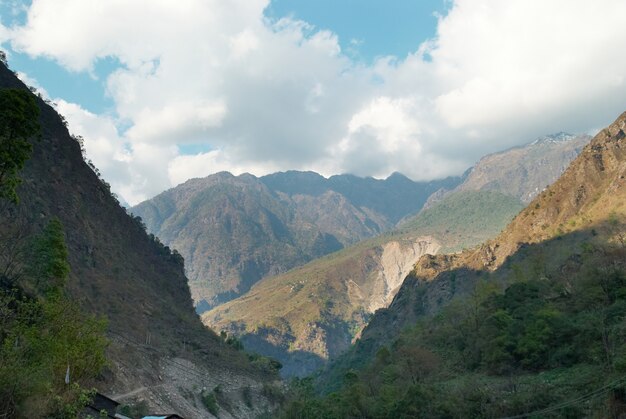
0, 219, 108, 417
201, 387, 220, 415
0, 88, 108, 418
30, 218, 71, 293
399, 190, 525, 251
0, 88, 40, 203
278, 239, 626, 418
205, 189, 524, 376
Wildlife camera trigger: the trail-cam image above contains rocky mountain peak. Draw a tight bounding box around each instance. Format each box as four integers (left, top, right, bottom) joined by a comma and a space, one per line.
530, 131, 577, 145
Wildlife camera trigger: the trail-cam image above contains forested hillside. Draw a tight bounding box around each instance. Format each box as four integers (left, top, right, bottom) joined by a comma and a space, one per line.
279, 112, 626, 418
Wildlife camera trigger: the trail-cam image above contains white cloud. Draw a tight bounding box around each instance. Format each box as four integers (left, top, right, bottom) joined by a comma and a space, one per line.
431, 0, 626, 136
0, 24, 8, 45
168, 150, 282, 186
125, 100, 227, 144
15, 71, 49, 99
3, 0, 626, 205
55, 100, 176, 204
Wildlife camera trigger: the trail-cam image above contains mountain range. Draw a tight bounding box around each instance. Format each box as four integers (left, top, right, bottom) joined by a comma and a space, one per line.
201, 133, 591, 376
131, 131, 591, 320
203, 189, 525, 376
131, 171, 461, 312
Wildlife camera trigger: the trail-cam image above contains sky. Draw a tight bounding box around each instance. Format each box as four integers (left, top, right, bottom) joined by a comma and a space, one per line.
1, 0, 625, 206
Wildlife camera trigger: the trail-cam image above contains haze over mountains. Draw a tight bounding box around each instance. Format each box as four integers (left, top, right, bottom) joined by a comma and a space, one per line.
129, 130, 590, 377
131, 172, 461, 312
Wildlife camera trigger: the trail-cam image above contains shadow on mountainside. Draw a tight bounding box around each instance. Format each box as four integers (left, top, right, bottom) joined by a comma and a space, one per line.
227, 317, 361, 378
319, 220, 625, 390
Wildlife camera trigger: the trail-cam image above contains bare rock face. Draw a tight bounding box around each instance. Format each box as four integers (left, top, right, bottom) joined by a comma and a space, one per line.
367, 239, 441, 312
203, 235, 440, 377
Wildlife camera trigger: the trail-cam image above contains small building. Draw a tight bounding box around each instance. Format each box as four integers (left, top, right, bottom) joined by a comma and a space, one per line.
81, 392, 119, 418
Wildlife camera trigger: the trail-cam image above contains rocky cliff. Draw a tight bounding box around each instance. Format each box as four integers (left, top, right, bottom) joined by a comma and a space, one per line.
203, 235, 440, 376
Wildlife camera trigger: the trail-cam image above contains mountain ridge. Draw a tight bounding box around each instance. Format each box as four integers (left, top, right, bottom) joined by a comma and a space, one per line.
426, 131, 591, 207
131, 170, 462, 312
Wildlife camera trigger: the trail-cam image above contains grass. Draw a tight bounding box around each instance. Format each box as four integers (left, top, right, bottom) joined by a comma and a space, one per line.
398, 190, 525, 252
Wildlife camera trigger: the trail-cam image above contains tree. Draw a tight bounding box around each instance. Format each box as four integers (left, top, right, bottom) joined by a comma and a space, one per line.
0, 220, 107, 417
0, 88, 40, 203
30, 218, 70, 293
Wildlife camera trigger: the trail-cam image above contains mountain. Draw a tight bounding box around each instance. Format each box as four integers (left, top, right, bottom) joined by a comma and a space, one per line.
203, 190, 524, 376
397, 190, 525, 252
0, 61, 278, 417
321, 111, 626, 397
131, 171, 462, 312
197, 130, 586, 379
203, 235, 440, 377
426, 132, 591, 207
262, 171, 461, 224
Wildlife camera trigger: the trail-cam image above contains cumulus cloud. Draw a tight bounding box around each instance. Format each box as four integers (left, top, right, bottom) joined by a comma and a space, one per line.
55, 100, 176, 204
430, 0, 626, 136
2, 0, 626, 205
168, 150, 282, 187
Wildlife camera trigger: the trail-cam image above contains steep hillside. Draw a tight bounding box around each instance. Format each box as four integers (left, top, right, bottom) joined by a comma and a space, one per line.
204, 190, 523, 376
428, 132, 590, 206
331, 111, 626, 383
285, 229, 626, 417
398, 190, 525, 252
132, 171, 461, 312
204, 235, 439, 377
0, 62, 277, 417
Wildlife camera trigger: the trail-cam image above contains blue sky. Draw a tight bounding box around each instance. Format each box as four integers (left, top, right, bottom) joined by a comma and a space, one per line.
1, 0, 625, 205
1, 0, 446, 114
265, 0, 446, 61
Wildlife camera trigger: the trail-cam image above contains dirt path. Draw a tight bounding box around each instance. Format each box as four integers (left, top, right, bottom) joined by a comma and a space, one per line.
111, 386, 148, 401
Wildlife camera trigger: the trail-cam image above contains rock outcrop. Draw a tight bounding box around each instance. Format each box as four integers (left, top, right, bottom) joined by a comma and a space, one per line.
203, 235, 440, 376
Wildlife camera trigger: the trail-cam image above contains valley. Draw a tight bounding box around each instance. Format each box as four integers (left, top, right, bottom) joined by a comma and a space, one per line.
1, 3, 623, 416
298, 111, 626, 418
131, 170, 462, 312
